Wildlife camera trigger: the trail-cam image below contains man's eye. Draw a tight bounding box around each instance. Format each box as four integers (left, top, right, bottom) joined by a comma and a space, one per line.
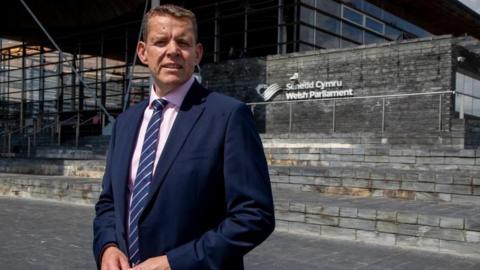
154, 41, 167, 46
178, 40, 191, 47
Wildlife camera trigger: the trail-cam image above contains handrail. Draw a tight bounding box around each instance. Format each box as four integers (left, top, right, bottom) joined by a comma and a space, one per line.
246, 89, 454, 134
79, 114, 100, 126
0, 111, 80, 137
0, 112, 98, 156
455, 91, 480, 100
0, 114, 75, 139
35, 114, 77, 134
246, 90, 455, 106
3, 121, 34, 137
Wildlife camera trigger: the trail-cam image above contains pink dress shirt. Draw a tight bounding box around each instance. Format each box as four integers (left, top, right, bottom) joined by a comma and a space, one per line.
128, 76, 194, 193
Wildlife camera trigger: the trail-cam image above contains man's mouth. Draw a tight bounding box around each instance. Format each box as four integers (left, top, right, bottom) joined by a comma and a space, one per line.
162, 63, 182, 69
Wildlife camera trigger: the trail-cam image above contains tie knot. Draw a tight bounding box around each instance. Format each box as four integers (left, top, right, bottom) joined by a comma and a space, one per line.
152, 99, 168, 111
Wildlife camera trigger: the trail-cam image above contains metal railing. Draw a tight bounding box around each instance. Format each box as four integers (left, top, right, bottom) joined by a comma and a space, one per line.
0, 90, 464, 155
0, 110, 103, 157
247, 90, 454, 134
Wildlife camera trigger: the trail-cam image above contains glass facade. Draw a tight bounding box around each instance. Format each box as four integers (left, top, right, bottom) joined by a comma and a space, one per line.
0, 0, 445, 141
298, 0, 431, 52
0, 39, 151, 133
456, 73, 480, 117
187, 0, 432, 61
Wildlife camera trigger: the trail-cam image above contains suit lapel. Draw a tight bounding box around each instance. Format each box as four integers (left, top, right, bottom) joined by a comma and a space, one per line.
144, 82, 206, 209
116, 99, 148, 233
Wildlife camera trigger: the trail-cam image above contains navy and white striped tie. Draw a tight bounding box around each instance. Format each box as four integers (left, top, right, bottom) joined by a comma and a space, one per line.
128, 98, 168, 266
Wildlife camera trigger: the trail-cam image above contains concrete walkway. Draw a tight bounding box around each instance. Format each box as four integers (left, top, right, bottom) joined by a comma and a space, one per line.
1, 196, 480, 270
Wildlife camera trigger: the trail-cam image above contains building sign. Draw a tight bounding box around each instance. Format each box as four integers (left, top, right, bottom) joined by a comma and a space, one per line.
256, 73, 354, 101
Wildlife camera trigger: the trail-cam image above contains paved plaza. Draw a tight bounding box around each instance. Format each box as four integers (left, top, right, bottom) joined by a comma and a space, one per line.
1, 196, 480, 270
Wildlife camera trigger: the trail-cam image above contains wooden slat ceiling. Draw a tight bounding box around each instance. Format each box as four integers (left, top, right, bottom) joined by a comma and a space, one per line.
0, 0, 146, 59
1, 0, 480, 59
369, 0, 480, 38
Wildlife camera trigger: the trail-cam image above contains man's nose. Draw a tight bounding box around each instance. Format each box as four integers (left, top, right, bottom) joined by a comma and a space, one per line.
165, 41, 180, 57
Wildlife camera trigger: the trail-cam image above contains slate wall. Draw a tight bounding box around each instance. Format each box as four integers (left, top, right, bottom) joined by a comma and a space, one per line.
200, 36, 480, 137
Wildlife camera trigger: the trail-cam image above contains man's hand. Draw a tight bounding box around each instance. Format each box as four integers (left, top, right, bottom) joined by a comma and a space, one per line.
101, 246, 130, 270
130, 255, 170, 270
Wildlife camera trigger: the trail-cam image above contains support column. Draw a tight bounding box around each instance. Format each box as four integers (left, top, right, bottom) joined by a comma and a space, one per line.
57, 52, 64, 113
214, 3, 220, 63
95, 51, 99, 109
293, 0, 299, 52
72, 54, 77, 111
244, 1, 248, 55
39, 46, 45, 114
0, 39, 3, 116
277, 0, 286, 54
20, 42, 26, 130
6, 49, 11, 118
100, 34, 107, 108
78, 46, 84, 112
123, 29, 129, 110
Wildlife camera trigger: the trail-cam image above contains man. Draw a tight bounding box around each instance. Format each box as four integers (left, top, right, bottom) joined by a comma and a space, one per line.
93, 4, 275, 270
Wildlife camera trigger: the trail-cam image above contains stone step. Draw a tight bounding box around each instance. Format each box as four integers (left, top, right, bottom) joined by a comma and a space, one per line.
34, 146, 105, 159
274, 188, 480, 258
265, 147, 480, 171
0, 158, 105, 178
260, 131, 467, 148
1, 171, 479, 258
269, 166, 480, 205
261, 131, 465, 139
262, 138, 464, 149
0, 173, 101, 205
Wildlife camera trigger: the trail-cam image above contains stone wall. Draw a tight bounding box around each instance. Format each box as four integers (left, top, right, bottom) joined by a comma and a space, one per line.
202, 36, 460, 135
201, 57, 267, 103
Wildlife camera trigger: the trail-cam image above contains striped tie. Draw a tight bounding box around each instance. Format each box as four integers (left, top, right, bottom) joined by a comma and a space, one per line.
128, 98, 168, 266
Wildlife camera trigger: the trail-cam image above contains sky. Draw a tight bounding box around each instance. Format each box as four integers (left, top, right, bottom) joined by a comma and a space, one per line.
459, 0, 480, 14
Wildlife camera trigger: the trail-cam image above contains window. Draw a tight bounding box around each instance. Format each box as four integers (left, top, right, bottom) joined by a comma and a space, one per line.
316, 30, 340, 49
383, 10, 400, 27
300, 6, 315, 25
342, 6, 363, 25
342, 22, 363, 43
341, 39, 357, 48
385, 26, 401, 40
301, 0, 315, 7
383, 12, 429, 38
456, 72, 480, 117
299, 43, 315, 52
300, 25, 315, 45
342, 0, 363, 10
365, 17, 383, 34
316, 12, 341, 34
363, 1, 382, 18
316, 0, 341, 16
364, 31, 384, 44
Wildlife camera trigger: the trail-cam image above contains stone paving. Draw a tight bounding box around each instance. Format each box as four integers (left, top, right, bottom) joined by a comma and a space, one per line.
1, 196, 480, 270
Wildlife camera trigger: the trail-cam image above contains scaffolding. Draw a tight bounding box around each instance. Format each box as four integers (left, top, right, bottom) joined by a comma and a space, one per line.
0, 37, 152, 155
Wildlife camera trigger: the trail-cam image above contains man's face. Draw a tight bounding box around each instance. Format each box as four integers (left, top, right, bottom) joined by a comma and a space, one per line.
137, 14, 203, 94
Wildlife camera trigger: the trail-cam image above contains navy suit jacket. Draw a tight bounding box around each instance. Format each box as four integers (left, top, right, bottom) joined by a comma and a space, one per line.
93, 81, 275, 270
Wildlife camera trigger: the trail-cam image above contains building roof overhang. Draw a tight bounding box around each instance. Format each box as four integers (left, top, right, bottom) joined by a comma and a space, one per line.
1, 0, 480, 59
369, 0, 480, 38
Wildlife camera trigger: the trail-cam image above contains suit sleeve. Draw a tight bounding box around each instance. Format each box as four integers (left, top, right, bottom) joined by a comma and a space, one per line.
92, 120, 118, 268
167, 103, 275, 269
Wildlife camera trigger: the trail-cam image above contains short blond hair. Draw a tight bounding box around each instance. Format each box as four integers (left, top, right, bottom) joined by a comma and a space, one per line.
142, 4, 198, 42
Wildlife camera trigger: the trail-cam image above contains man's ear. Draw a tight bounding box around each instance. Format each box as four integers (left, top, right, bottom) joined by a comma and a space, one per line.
195, 43, 204, 65
137, 41, 148, 65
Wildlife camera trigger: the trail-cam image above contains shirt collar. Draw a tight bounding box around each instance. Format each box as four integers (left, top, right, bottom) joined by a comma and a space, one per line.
149, 76, 194, 109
